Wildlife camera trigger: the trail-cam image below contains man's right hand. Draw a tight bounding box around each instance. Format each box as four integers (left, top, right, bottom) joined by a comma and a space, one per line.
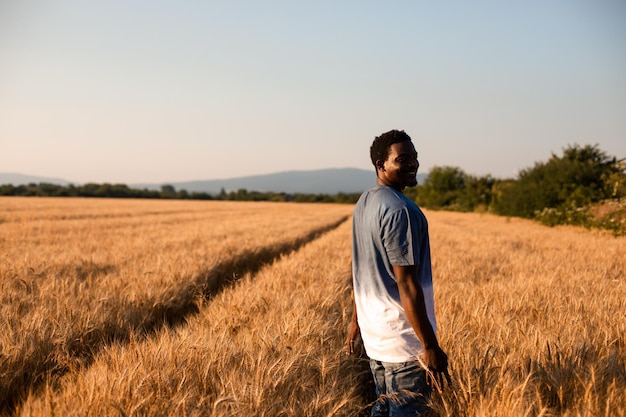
423, 345, 451, 393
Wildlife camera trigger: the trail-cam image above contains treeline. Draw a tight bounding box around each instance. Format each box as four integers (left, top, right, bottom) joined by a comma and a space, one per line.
2, 143, 624, 233
0, 182, 362, 204
404, 144, 626, 235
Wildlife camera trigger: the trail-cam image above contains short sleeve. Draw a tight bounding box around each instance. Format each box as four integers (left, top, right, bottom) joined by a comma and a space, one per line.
381, 207, 417, 266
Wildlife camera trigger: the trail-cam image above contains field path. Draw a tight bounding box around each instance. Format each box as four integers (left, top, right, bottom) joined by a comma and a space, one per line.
17, 209, 369, 416
4, 199, 625, 416
0, 198, 352, 415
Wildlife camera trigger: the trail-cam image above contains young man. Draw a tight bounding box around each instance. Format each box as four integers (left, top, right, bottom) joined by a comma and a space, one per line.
347, 129, 450, 416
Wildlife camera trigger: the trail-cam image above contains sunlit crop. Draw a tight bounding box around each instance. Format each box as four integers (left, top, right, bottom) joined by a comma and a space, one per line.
1, 197, 624, 416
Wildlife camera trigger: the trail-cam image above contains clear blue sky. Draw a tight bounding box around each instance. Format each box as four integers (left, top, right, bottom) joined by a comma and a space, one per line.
1, 1, 624, 183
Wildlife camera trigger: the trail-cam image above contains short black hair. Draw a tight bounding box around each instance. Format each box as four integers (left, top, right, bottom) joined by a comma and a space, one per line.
370, 129, 412, 167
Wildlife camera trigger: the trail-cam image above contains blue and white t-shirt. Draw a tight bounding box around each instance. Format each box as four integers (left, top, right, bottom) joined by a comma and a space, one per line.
352, 185, 437, 363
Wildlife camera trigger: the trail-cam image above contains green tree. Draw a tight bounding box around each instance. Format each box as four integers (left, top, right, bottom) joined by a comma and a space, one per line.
602, 160, 626, 200
160, 184, 177, 198
415, 166, 466, 209
458, 175, 496, 212
80, 183, 101, 197
95, 183, 114, 197
492, 144, 622, 218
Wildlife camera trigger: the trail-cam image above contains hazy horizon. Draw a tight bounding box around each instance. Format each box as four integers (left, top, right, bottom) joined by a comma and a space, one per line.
2, 167, 378, 184
2, 1, 625, 184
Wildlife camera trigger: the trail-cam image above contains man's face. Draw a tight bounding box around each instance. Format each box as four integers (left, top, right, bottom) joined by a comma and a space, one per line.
377, 141, 419, 190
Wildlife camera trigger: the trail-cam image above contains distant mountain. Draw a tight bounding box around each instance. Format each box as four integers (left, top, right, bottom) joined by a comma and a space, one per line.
1, 169, 428, 195
132, 168, 387, 195
0, 173, 73, 186
133, 168, 429, 194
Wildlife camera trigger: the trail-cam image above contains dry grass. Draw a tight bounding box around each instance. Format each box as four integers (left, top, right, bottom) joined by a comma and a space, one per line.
0, 197, 352, 415
17, 216, 368, 417
429, 212, 626, 416
2, 198, 625, 416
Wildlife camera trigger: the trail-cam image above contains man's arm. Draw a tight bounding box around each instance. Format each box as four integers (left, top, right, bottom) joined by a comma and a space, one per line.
346, 296, 360, 355
393, 264, 451, 391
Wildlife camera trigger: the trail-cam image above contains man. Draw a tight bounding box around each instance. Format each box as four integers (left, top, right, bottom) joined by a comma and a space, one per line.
347, 129, 450, 416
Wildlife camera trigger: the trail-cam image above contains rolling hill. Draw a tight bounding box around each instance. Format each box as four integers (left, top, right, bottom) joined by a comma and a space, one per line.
0, 169, 428, 195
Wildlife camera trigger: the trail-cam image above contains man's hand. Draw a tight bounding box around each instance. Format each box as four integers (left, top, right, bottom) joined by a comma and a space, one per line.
392, 264, 452, 392
346, 319, 360, 355
423, 345, 452, 393
346, 299, 360, 355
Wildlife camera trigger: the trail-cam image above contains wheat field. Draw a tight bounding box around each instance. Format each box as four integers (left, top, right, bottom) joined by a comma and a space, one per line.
1, 197, 624, 416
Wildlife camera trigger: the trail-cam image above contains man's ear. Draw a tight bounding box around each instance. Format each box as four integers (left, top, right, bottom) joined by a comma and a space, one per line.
376, 160, 385, 172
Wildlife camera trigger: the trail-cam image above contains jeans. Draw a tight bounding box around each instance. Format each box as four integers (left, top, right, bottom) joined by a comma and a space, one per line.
369, 359, 432, 417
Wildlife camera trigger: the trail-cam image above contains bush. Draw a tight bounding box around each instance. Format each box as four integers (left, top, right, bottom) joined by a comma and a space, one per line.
491, 144, 623, 218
